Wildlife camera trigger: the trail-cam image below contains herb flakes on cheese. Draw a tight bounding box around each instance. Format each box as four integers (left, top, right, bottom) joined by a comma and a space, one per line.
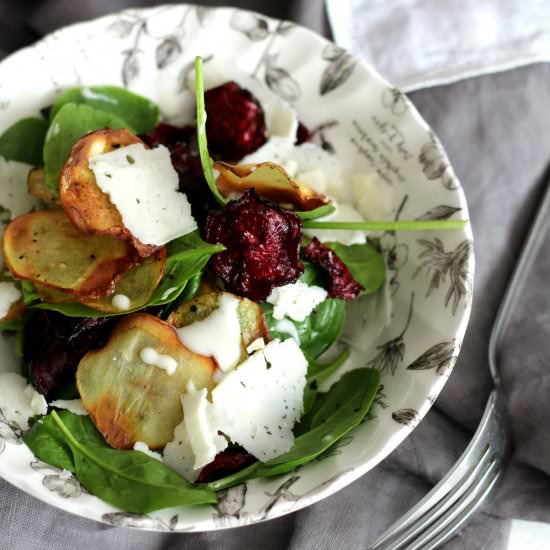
89, 143, 196, 246
0, 373, 47, 431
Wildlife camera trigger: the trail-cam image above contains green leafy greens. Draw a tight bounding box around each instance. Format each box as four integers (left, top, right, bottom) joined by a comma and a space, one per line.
0, 117, 49, 166
24, 411, 217, 513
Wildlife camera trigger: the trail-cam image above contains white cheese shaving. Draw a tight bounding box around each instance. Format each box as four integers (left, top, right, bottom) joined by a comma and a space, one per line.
352, 173, 396, 221
0, 373, 47, 430
49, 399, 88, 416
163, 418, 201, 483
133, 441, 163, 461
139, 347, 178, 376
111, 294, 131, 311
181, 382, 227, 469
0, 282, 21, 319
303, 203, 368, 245
267, 281, 327, 322
0, 157, 41, 222
246, 337, 266, 354
176, 293, 242, 372
211, 339, 307, 462
89, 143, 196, 246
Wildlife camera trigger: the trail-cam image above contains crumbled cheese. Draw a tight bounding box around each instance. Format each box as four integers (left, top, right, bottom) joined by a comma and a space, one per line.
211, 339, 307, 461
111, 293, 131, 311
352, 173, 395, 221
133, 441, 163, 461
181, 382, 227, 469
176, 293, 242, 372
0, 373, 47, 430
163, 417, 201, 483
304, 203, 368, 245
0, 157, 41, 221
0, 282, 21, 319
267, 281, 327, 322
139, 347, 178, 375
246, 337, 266, 354
89, 143, 196, 246
50, 399, 88, 416
295, 168, 327, 194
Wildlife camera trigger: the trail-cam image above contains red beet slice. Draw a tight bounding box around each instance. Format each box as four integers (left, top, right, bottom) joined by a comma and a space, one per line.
302, 237, 364, 300
205, 81, 267, 161
197, 447, 256, 484
204, 190, 304, 301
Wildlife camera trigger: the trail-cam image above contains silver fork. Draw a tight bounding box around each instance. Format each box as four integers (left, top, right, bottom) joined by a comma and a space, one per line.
369, 176, 550, 549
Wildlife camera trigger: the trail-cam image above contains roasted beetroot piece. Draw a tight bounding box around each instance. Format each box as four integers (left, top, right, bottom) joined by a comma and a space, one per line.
296, 121, 312, 145
303, 238, 364, 300
25, 311, 115, 399
204, 190, 304, 301
205, 81, 267, 161
197, 447, 256, 484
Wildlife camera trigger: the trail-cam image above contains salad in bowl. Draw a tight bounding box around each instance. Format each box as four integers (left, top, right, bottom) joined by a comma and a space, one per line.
0, 5, 472, 531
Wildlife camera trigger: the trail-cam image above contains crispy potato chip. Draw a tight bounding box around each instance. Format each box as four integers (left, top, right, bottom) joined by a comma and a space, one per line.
167, 291, 270, 350
77, 313, 216, 449
59, 128, 159, 258
214, 161, 330, 211
36, 248, 166, 312
27, 168, 60, 206
3, 210, 138, 299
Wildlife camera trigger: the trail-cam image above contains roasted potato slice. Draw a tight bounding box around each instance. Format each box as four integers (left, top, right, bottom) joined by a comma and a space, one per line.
167, 291, 270, 350
36, 248, 166, 312
214, 161, 330, 211
59, 128, 159, 258
3, 210, 138, 299
27, 168, 61, 206
77, 313, 216, 449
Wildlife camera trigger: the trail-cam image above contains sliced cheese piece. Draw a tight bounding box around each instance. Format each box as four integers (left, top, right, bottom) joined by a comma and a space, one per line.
176, 293, 242, 372
0, 373, 47, 430
0, 282, 21, 319
163, 417, 201, 483
267, 281, 327, 322
304, 202, 368, 245
49, 399, 87, 416
352, 172, 396, 222
212, 339, 307, 462
0, 157, 41, 220
181, 382, 227, 469
89, 143, 196, 246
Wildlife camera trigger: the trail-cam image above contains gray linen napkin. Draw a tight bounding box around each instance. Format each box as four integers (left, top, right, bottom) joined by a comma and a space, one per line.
1, 1, 549, 548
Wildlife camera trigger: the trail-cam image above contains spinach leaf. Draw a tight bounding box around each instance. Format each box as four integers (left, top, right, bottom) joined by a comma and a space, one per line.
26, 411, 217, 513
326, 241, 385, 297
148, 232, 225, 306
43, 103, 128, 192
255, 368, 380, 477
262, 297, 346, 359
50, 86, 159, 134
0, 117, 49, 165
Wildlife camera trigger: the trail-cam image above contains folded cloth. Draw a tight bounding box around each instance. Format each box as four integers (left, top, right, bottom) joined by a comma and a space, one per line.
326, 0, 550, 91
1, 1, 550, 550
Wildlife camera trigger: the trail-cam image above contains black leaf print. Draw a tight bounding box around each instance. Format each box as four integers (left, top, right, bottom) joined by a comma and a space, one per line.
122, 50, 140, 87
320, 54, 356, 95
276, 21, 295, 36
107, 18, 136, 39
155, 37, 182, 69
0, 409, 22, 455
215, 484, 247, 519
415, 239, 473, 315
311, 120, 338, 155
265, 54, 301, 102
43, 475, 82, 498
382, 88, 409, 116
230, 11, 270, 41
195, 6, 214, 27
407, 340, 457, 375
102, 512, 181, 530
392, 409, 419, 427
419, 136, 458, 190
416, 205, 462, 221
260, 474, 301, 519
367, 292, 414, 375
322, 43, 346, 61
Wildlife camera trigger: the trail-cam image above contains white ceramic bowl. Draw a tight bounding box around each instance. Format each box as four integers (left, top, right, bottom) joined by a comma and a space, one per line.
0, 5, 473, 531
